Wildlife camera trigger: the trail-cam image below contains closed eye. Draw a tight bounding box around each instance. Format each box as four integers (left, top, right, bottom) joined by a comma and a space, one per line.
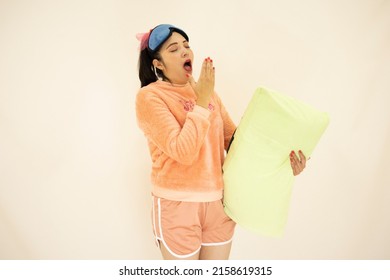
167, 41, 190, 52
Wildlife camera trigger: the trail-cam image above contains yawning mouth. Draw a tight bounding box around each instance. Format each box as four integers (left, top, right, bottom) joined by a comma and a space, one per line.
183, 59, 192, 72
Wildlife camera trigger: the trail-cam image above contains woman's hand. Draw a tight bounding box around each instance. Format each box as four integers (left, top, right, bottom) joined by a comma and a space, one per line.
188, 57, 215, 109
290, 150, 307, 176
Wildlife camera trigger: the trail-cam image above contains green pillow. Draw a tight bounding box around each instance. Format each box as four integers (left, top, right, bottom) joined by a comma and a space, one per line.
223, 87, 329, 236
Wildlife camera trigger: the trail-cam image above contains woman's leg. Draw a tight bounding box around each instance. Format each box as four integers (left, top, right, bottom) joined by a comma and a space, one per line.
159, 241, 201, 260
199, 199, 235, 260
153, 197, 202, 260
199, 242, 233, 260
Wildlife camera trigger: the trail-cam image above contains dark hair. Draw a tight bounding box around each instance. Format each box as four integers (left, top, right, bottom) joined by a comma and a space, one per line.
138, 47, 168, 87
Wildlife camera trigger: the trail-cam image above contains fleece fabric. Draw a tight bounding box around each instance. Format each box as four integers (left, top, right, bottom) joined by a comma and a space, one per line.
136, 80, 236, 202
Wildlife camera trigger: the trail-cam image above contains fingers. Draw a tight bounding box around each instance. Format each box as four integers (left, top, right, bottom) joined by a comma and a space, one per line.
201, 57, 215, 79
212, 63, 215, 80
196, 57, 215, 91
290, 152, 300, 176
203, 58, 209, 79
192, 57, 215, 108
207, 57, 213, 76
289, 150, 307, 176
298, 150, 306, 168
207, 57, 215, 87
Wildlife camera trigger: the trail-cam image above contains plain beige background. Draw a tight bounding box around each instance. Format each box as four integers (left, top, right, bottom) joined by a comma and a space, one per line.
1, 0, 389, 259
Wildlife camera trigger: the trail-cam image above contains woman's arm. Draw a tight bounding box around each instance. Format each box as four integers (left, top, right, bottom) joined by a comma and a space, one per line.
136, 91, 211, 165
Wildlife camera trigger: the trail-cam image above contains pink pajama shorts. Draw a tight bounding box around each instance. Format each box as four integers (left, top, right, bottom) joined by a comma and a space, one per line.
152, 196, 236, 258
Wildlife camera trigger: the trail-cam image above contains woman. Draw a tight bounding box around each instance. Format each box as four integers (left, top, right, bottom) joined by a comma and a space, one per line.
135, 24, 306, 260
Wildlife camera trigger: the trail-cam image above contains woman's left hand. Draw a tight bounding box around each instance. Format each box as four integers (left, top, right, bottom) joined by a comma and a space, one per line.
290, 150, 307, 176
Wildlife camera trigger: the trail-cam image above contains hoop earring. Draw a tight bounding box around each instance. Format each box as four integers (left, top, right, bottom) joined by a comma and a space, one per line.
154, 66, 162, 80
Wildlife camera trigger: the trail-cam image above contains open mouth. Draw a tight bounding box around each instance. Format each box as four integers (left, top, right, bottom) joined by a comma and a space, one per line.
183, 59, 192, 72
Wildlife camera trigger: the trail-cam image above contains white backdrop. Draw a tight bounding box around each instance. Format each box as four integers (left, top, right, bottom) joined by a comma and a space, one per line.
1, 0, 389, 259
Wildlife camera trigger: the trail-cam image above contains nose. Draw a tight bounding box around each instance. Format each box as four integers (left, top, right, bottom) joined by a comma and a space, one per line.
182, 48, 189, 58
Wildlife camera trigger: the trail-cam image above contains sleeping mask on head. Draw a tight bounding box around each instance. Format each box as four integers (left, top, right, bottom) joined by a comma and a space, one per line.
147, 24, 189, 53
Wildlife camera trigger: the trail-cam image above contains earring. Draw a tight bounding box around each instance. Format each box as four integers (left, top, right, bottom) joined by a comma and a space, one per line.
153, 66, 162, 80
153, 66, 157, 76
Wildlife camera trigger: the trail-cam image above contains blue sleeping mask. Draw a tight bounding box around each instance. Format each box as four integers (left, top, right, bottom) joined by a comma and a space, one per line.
148, 24, 189, 53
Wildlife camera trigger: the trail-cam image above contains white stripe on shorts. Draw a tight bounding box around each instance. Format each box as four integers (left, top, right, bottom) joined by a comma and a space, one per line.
152, 196, 201, 259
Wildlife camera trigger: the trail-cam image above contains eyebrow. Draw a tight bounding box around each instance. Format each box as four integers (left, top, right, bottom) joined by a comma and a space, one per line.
166, 40, 188, 50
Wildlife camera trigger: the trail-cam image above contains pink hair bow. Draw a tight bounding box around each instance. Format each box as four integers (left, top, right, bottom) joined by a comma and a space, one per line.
136, 31, 150, 50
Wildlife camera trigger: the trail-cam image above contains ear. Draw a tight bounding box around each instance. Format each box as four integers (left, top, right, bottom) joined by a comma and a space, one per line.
152, 59, 164, 71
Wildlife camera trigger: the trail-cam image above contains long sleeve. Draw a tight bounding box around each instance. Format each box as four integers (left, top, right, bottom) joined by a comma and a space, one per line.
136, 90, 211, 165
135, 81, 227, 202
215, 94, 236, 150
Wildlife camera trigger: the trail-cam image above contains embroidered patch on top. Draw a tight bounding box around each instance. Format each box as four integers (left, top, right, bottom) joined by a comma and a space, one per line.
180, 100, 215, 112
180, 100, 195, 111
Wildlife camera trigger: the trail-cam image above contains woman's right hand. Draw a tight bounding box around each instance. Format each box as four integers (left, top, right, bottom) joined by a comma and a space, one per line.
188, 57, 215, 109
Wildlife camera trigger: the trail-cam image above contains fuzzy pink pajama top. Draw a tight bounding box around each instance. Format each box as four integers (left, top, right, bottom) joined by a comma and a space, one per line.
136, 80, 236, 202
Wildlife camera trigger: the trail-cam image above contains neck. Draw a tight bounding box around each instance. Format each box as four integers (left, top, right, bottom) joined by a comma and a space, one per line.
161, 79, 188, 87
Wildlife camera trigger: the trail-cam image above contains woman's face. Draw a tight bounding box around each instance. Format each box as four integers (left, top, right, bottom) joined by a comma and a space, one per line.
153, 32, 194, 85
